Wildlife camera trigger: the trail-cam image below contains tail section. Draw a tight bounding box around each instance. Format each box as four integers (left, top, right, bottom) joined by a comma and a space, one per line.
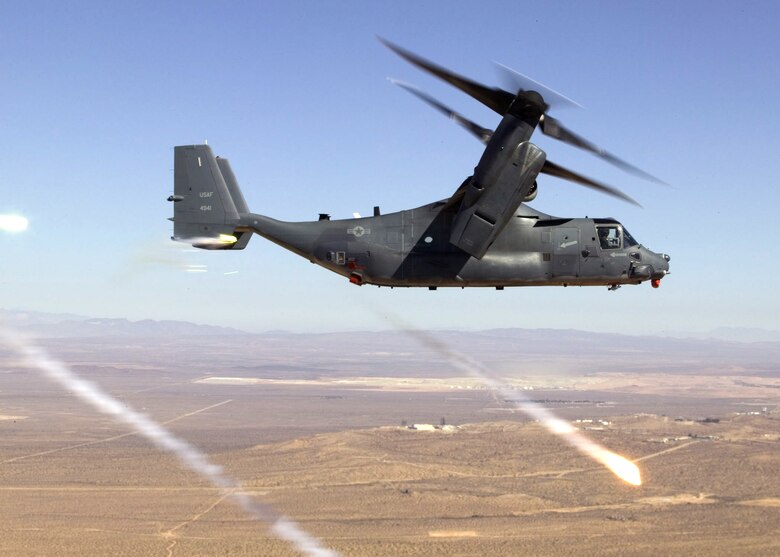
169, 145, 252, 250
215, 156, 249, 214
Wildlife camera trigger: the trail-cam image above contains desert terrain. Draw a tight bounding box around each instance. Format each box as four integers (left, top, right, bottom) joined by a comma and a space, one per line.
1, 322, 779, 556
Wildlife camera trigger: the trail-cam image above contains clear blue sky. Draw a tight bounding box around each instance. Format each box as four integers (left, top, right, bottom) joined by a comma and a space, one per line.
1, 1, 778, 334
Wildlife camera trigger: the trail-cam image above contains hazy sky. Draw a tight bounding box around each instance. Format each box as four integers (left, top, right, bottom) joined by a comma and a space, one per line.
1, 1, 778, 335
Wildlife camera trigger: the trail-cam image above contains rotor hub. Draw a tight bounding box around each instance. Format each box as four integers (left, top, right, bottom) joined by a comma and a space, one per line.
508, 90, 547, 124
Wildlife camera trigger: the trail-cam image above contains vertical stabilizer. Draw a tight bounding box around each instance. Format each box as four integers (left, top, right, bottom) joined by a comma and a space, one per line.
215, 157, 249, 214
169, 145, 251, 249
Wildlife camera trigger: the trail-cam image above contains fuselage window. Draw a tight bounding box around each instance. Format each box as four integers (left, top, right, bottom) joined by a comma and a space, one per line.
597, 226, 621, 249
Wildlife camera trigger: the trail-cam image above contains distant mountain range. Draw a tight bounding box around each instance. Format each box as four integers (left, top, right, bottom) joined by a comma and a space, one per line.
1, 308, 779, 344
0, 309, 248, 337
702, 327, 780, 343
2, 309, 778, 379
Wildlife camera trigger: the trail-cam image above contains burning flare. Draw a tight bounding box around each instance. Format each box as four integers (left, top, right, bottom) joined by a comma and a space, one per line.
598, 450, 642, 486
0, 214, 28, 233
376, 309, 642, 487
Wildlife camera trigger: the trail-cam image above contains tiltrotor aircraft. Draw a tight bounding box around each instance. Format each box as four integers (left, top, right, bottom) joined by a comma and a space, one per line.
168, 40, 670, 290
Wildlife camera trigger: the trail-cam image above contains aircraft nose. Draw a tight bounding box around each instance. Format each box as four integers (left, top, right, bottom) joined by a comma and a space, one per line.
649, 252, 670, 288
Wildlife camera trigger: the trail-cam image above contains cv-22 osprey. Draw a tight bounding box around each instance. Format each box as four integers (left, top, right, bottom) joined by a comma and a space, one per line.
168, 40, 670, 290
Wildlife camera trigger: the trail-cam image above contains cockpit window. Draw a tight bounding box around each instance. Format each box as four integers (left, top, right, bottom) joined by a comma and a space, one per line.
597, 226, 621, 249
623, 227, 638, 247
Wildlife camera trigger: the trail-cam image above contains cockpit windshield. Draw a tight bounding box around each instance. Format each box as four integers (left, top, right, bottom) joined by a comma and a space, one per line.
623, 227, 638, 247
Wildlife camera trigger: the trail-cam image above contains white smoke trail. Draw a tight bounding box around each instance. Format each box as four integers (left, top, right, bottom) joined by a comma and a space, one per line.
377, 313, 641, 486
0, 330, 339, 557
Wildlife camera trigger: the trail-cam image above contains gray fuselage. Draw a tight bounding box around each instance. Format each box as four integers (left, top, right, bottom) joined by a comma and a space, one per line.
240, 201, 670, 288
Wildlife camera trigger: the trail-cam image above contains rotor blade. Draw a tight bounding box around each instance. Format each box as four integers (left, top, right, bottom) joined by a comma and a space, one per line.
495, 63, 582, 110
390, 79, 493, 144
541, 160, 641, 207
379, 37, 515, 116
541, 115, 665, 184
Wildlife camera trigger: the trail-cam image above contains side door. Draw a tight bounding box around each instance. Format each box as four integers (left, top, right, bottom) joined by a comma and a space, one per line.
552, 227, 580, 277
579, 225, 602, 278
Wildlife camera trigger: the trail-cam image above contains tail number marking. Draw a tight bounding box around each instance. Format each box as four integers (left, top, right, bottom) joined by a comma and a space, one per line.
200, 205, 212, 211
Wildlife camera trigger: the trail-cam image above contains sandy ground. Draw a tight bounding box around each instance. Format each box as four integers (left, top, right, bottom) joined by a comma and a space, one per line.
2, 408, 779, 556
1, 334, 779, 555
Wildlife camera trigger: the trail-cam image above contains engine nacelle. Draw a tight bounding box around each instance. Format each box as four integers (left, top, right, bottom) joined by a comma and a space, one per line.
450, 143, 545, 259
